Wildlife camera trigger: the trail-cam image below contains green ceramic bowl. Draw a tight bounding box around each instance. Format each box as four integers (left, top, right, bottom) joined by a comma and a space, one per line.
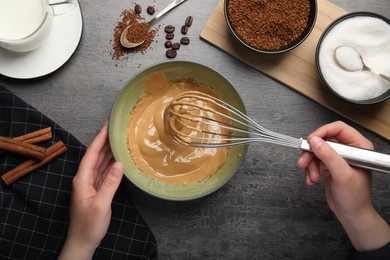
109, 61, 248, 201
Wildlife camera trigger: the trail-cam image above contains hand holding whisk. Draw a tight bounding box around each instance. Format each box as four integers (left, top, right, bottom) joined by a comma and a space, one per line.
165, 91, 390, 174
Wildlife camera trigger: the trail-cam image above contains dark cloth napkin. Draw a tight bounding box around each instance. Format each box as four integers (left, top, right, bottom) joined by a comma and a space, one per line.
0, 85, 158, 259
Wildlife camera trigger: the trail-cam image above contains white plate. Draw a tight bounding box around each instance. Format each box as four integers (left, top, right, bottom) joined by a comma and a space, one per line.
0, 2, 83, 79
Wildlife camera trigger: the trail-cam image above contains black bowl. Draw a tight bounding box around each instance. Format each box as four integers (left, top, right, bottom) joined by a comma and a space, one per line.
224, 0, 318, 54
316, 12, 390, 105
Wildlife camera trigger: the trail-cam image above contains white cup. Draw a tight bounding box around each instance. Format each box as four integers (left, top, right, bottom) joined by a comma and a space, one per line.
0, 0, 75, 52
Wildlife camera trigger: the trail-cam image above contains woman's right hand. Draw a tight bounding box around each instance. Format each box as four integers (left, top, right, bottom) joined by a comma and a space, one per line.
296, 121, 390, 252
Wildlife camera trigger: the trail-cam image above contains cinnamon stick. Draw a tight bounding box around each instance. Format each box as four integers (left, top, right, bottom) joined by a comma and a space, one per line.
12, 127, 52, 144
0, 136, 47, 160
0, 127, 52, 154
1, 141, 68, 186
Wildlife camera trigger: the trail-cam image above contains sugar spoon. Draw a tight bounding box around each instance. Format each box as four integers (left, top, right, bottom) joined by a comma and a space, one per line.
120, 0, 188, 48
334, 45, 390, 83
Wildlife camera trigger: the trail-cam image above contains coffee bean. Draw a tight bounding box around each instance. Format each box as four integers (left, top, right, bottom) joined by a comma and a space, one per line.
164, 41, 172, 48
166, 49, 177, 58
166, 32, 174, 40
181, 25, 188, 35
147, 6, 155, 15
180, 36, 190, 45
134, 4, 142, 14
164, 25, 175, 33
185, 16, 193, 27
172, 42, 181, 50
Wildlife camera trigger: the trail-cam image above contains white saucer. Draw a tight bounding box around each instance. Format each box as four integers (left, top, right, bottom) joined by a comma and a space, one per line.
0, 3, 83, 79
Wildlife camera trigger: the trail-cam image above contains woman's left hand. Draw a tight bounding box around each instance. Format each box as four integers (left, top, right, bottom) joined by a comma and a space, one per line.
59, 122, 124, 260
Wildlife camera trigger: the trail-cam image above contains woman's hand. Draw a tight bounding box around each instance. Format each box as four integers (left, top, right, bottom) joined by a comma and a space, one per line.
296, 121, 390, 252
59, 122, 124, 260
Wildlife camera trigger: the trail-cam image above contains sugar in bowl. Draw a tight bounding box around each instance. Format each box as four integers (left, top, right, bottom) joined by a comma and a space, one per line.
316, 12, 390, 104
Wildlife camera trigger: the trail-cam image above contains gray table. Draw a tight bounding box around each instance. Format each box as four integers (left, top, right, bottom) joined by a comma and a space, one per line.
1, 0, 389, 259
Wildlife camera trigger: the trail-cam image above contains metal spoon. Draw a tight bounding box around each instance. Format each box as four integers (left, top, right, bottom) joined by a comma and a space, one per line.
334, 45, 390, 83
120, 0, 188, 48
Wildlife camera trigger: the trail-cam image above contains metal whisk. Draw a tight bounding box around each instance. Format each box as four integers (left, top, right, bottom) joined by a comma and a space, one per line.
165, 91, 390, 174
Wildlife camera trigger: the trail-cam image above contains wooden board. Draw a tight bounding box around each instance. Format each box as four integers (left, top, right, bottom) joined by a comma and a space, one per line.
200, 0, 390, 141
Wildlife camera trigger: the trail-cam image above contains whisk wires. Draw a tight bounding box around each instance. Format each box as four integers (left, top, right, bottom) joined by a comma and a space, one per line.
166, 91, 301, 149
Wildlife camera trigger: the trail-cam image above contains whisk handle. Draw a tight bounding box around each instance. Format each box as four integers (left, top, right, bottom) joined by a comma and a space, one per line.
300, 139, 390, 174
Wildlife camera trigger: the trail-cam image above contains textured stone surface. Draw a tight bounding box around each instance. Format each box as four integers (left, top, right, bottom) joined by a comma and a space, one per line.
1, 0, 389, 259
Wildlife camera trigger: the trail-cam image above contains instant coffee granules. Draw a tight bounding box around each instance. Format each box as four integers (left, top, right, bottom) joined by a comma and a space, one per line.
110, 9, 159, 60
227, 0, 310, 51
126, 21, 149, 44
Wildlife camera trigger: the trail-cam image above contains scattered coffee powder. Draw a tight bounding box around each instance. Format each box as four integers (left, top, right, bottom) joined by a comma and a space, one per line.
110, 5, 195, 62
227, 0, 310, 51
110, 9, 159, 60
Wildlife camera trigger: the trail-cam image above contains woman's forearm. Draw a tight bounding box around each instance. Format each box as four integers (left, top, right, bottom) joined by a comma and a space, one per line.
339, 208, 390, 252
